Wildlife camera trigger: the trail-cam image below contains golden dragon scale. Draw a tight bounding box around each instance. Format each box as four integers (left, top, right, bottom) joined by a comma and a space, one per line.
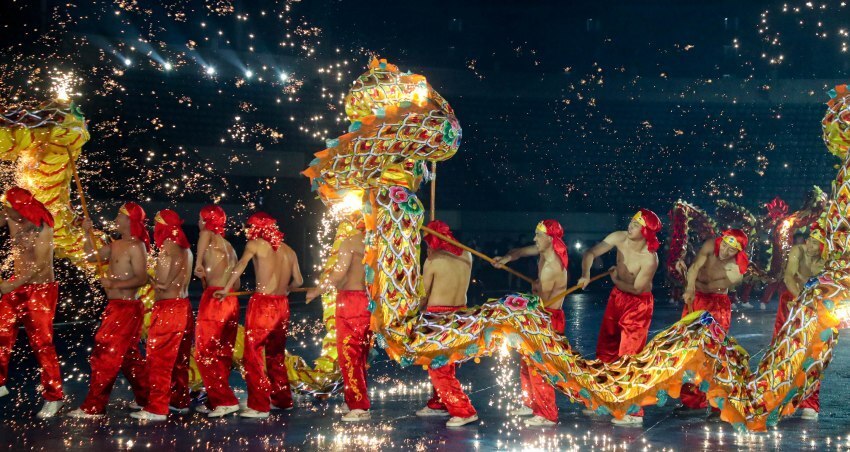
304, 60, 850, 432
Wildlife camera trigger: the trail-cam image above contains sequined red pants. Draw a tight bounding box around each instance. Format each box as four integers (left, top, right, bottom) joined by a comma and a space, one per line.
774, 290, 819, 412
194, 286, 239, 409
425, 305, 477, 418
337, 290, 372, 411
680, 292, 731, 409
519, 307, 566, 422
244, 293, 291, 412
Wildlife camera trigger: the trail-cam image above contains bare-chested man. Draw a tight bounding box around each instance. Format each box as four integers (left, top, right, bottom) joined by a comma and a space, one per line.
409, 220, 478, 427
774, 229, 825, 420
69, 202, 151, 418
494, 219, 569, 427
193, 205, 241, 418
0, 187, 63, 418
578, 208, 661, 426
216, 212, 303, 418
677, 229, 748, 411
131, 209, 194, 421
306, 221, 373, 422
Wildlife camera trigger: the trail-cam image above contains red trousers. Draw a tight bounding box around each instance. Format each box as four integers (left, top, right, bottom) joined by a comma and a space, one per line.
519, 307, 566, 422
244, 293, 291, 412
194, 286, 239, 409
144, 298, 193, 415
0, 282, 63, 401
80, 299, 149, 414
597, 287, 653, 416
337, 290, 372, 411
773, 290, 820, 412
680, 292, 731, 409
761, 281, 786, 305
424, 305, 477, 418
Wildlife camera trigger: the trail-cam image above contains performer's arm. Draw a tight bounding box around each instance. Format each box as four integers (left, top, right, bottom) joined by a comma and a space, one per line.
194, 229, 212, 280
104, 242, 148, 290
493, 245, 537, 267
305, 239, 352, 303
684, 241, 712, 308
215, 241, 256, 298
0, 210, 7, 228
0, 228, 52, 293
578, 232, 619, 288
81, 219, 110, 263
289, 249, 304, 291
783, 246, 803, 297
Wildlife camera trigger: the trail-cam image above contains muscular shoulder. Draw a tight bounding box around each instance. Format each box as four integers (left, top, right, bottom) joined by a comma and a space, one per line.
700, 239, 716, 254
604, 230, 628, 245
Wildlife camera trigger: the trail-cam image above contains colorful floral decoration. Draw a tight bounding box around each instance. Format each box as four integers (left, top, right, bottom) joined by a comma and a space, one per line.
305, 66, 850, 431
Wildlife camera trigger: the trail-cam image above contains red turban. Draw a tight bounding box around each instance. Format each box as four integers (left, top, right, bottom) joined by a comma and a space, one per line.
119, 202, 150, 251
810, 221, 826, 253
200, 204, 226, 236
536, 219, 568, 269
154, 209, 190, 250
3, 187, 54, 228
424, 220, 463, 256
246, 212, 283, 251
714, 229, 749, 274
631, 208, 662, 253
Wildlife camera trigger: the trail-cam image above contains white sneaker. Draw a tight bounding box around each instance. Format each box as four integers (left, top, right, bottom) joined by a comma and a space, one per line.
36, 400, 64, 419
581, 408, 599, 416
338, 403, 350, 414
168, 405, 189, 414
611, 414, 643, 426
128, 401, 143, 410
760, 303, 767, 311
130, 410, 167, 421
0, 385, 8, 398
740, 302, 754, 309
66, 408, 104, 419
446, 414, 478, 427
239, 408, 270, 419
800, 408, 819, 420
416, 406, 450, 417
510, 405, 534, 416
342, 409, 371, 422
208, 404, 240, 418
524, 415, 556, 426
195, 404, 211, 415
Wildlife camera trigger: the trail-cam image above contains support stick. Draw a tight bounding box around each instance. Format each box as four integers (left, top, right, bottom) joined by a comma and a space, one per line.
420, 225, 535, 284
66, 148, 104, 272
430, 162, 437, 222
544, 270, 613, 305
229, 287, 313, 297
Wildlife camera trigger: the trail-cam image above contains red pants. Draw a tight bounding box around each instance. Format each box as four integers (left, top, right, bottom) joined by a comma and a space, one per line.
597, 287, 653, 416
680, 292, 731, 409
244, 293, 292, 412
424, 305, 477, 418
761, 281, 786, 305
144, 298, 193, 415
773, 290, 820, 412
519, 307, 566, 422
337, 290, 372, 411
80, 299, 149, 414
195, 287, 239, 409
0, 282, 63, 401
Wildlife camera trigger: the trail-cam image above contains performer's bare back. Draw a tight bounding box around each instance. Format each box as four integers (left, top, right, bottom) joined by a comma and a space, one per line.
251, 240, 300, 295
202, 233, 239, 289
155, 242, 193, 300
423, 250, 472, 307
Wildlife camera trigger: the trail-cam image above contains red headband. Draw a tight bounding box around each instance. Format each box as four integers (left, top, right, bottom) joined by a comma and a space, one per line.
714, 229, 749, 274
119, 202, 151, 251
3, 187, 54, 228
246, 212, 283, 251
632, 208, 661, 253
154, 209, 190, 250
200, 204, 226, 236
424, 220, 463, 256
536, 219, 568, 269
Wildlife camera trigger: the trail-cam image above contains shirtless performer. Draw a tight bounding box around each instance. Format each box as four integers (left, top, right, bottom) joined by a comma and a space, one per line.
676, 229, 748, 412
305, 220, 373, 422
193, 205, 241, 418
68, 203, 150, 418
410, 220, 478, 427
578, 208, 661, 426
131, 210, 194, 421
0, 187, 63, 418
494, 219, 569, 427
216, 212, 303, 418
774, 227, 825, 420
